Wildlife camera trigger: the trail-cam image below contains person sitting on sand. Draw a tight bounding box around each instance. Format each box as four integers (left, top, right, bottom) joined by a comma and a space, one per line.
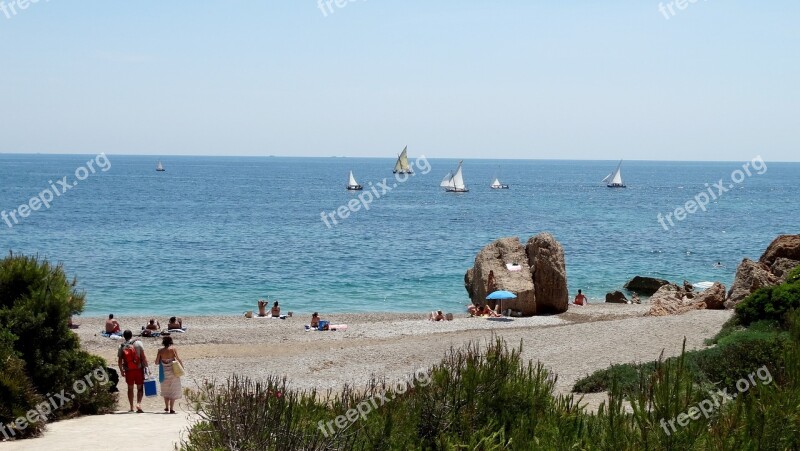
105, 314, 121, 334
467, 304, 478, 316
145, 319, 160, 331
429, 310, 445, 321
631, 293, 641, 304
167, 317, 183, 330
258, 299, 268, 317
271, 301, 281, 317
573, 289, 587, 306
480, 305, 501, 318
310, 312, 320, 329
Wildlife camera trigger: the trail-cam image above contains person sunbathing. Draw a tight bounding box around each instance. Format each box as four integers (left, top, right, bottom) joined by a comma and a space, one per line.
481, 305, 501, 318
258, 299, 268, 317
167, 317, 183, 330
429, 310, 445, 321
145, 319, 160, 331
271, 301, 281, 317
105, 314, 121, 334
310, 312, 320, 329
467, 305, 478, 316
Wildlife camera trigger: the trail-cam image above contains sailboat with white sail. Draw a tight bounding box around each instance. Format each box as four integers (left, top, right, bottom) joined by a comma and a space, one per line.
156, 161, 165, 172
346, 170, 363, 191
392, 146, 413, 174
490, 177, 509, 189
441, 161, 468, 192
602, 160, 625, 188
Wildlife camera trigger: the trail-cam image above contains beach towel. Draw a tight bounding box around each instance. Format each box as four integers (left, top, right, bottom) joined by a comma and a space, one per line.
101, 331, 123, 339
329, 324, 348, 331
167, 328, 187, 333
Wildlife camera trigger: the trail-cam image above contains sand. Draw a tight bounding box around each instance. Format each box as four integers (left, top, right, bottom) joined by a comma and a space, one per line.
0, 305, 733, 450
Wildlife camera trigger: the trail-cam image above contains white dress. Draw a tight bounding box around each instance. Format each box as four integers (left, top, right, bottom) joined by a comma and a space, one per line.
160, 359, 182, 400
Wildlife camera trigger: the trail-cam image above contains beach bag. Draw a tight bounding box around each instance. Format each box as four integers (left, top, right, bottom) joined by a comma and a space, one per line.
121, 342, 141, 370
158, 363, 165, 383
144, 371, 157, 397
244, 311, 253, 318
318, 320, 329, 331
173, 361, 185, 378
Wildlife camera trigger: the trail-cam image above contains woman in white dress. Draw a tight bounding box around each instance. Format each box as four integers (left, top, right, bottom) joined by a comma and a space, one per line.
155, 336, 184, 413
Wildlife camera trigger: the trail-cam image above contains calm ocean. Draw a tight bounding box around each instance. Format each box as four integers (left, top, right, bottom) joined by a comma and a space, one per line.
0, 154, 797, 316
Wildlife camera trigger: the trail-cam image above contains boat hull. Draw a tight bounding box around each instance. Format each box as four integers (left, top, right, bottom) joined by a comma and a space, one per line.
445, 188, 469, 193
606, 183, 626, 188
490, 185, 509, 189
346, 185, 363, 191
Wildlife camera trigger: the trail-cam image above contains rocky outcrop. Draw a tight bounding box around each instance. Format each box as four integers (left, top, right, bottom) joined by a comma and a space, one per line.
759, 235, 800, 267
726, 259, 778, 306
465, 233, 568, 316
624, 276, 670, 295
605, 291, 628, 303
770, 258, 800, 283
526, 233, 569, 314
693, 282, 726, 310
646, 284, 699, 316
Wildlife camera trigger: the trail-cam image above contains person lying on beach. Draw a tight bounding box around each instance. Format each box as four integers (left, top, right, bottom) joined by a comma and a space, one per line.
429, 310, 445, 321
167, 317, 183, 330
105, 314, 121, 334
68, 315, 80, 329
467, 305, 479, 316
480, 305, 501, 318
271, 301, 281, 317
258, 299, 268, 317
310, 312, 320, 329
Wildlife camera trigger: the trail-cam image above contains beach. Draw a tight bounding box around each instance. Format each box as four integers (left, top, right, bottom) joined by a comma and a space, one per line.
0, 305, 734, 450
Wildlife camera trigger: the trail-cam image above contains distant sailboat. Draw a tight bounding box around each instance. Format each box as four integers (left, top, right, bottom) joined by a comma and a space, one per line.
156, 161, 165, 172
490, 177, 509, 189
346, 170, 363, 191
602, 160, 625, 188
441, 161, 468, 192
392, 146, 413, 174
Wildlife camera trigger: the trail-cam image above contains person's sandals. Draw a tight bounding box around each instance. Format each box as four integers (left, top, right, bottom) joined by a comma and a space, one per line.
136, 408, 144, 413
169, 410, 176, 414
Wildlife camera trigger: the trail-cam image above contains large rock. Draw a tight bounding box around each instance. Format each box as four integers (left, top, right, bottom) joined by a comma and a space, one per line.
624, 276, 671, 295
526, 233, 569, 314
726, 259, 778, 306
759, 235, 800, 267
605, 291, 628, 303
646, 284, 706, 316
770, 258, 800, 283
465, 233, 568, 316
693, 282, 727, 310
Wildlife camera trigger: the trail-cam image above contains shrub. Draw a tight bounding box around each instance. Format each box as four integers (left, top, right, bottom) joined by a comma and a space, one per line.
736, 265, 800, 326
573, 362, 656, 396
0, 330, 45, 439
0, 253, 116, 436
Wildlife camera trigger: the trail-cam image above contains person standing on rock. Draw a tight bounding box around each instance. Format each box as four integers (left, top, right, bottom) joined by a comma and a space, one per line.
573, 289, 587, 306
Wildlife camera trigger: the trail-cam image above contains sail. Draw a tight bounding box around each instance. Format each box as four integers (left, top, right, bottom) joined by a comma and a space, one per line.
440, 172, 454, 188
399, 146, 411, 172
156, 161, 164, 171
609, 160, 623, 185
491, 178, 501, 187
348, 170, 358, 187
452, 161, 466, 190
393, 154, 402, 172
601, 173, 611, 183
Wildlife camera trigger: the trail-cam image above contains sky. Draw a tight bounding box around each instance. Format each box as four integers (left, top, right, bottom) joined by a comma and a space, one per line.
0, 1, 798, 161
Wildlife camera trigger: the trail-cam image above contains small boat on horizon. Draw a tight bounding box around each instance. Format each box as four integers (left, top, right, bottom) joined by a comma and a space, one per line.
156, 161, 165, 172
392, 146, 413, 174
441, 161, 469, 193
490, 177, 509, 189
346, 170, 363, 191
602, 160, 625, 188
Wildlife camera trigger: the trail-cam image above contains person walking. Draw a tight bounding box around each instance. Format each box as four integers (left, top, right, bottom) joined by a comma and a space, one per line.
117, 330, 148, 412
155, 336, 184, 414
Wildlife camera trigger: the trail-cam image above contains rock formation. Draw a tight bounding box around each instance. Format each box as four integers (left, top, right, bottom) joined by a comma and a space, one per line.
727, 259, 779, 307
646, 282, 726, 316
624, 276, 670, 295
725, 235, 800, 308
605, 291, 628, 303
465, 233, 568, 316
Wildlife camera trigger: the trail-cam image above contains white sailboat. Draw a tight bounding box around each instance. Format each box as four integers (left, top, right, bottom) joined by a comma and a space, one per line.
490, 177, 509, 189
392, 146, 413, 174
441, 161, 468, 192
603, 160, 625, 188
156, 161, 165, 172
346, 170, 363, 191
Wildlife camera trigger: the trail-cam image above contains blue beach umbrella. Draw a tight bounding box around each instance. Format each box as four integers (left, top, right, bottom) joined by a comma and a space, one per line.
486, 290, 517, 315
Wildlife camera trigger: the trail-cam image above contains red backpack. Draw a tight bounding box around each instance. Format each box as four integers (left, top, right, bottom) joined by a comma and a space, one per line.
122, 341, 141, 370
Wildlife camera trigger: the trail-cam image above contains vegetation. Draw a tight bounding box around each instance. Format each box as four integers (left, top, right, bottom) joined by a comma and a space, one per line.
735, 265, 800, 326
0, 253, 115, 439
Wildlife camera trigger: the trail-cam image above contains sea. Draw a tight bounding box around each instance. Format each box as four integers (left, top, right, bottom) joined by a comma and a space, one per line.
0, 154, 797, 317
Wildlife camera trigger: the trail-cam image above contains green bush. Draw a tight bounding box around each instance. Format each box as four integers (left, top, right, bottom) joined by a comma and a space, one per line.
736, 265, 800, 326
573, 362, 656, 396
0, 253, 116, 438
0, 330, 44, 439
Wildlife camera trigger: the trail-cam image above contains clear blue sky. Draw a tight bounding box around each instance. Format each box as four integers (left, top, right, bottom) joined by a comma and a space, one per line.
0, 1, 798, 161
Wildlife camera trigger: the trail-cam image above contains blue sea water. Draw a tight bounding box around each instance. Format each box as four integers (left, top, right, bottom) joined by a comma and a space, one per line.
0, 154, 797, 316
